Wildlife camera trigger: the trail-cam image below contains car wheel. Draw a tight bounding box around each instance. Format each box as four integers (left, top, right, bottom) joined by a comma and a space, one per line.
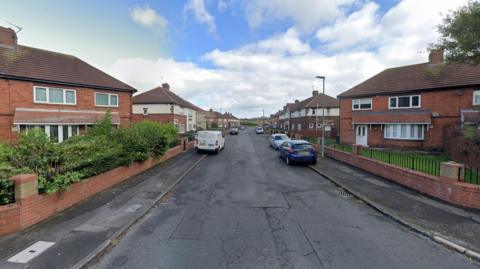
311, 159, 317, 165
285, 157, 291, 165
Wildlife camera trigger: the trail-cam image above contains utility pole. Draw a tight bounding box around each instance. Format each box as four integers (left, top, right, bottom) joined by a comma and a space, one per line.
316, 76, 326, 158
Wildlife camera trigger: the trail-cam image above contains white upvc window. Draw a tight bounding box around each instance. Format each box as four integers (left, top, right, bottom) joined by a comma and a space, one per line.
384, 124, 425, 140
20, 124, 80, 143
352, 98, 372, 110
297, 123, 302, 130
95, 93, 119, 107
474, 90, 480, 106
33, 86, 76, 105
389, 95, 421, 109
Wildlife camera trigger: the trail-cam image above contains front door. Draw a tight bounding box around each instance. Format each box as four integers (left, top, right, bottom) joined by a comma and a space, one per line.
355, 125, 368, 146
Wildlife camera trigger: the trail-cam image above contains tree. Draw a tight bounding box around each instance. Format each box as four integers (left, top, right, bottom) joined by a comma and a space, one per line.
432, 1, 480, 64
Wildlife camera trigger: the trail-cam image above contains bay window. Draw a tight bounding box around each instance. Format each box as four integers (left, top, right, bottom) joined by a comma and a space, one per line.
19, 125, 81, 143
384, 124, 425, 140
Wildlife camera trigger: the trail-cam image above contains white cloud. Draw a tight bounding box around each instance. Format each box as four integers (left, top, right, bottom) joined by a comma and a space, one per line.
184, 0, 217, 35
218, 0, 228, 11
110, 0, 469, 118
244, 0, 356, 32
130, 5, 168, 31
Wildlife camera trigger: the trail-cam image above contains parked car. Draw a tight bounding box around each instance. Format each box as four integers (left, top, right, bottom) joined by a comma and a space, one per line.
230, 127, 239, 135
269, 134, 290, 149
195, 131, 225, 154
255, 127, 264, 134
240, 126, 245, 130
279, 140, 317, 165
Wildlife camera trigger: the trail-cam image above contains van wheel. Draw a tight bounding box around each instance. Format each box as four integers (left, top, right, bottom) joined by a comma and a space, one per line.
215, 148, 220, 154
285, 157, 291, 165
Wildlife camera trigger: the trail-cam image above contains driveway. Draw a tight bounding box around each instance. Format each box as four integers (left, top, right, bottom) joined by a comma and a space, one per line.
94, 129, 477, 269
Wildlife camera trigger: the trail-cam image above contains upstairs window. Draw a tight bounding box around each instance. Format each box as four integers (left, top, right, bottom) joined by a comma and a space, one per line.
95, 93, 118, 107
34, 86, 76, 105
474, 90, 480, 106
352, 98, 372, 110
389, 95, 421, 109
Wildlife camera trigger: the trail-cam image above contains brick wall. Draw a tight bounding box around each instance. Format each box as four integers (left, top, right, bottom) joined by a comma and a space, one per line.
131, 114, 187, 125
0, 142, 190, 236
325, 146, 480, 209
0, 78, 133, 142
339, 88, 479, 149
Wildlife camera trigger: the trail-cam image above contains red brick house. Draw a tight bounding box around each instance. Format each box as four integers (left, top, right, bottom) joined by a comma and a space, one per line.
287, 90, 340, 138
338, 50, 480, 149
0, 27, 136, 143
132, 83, 203, 134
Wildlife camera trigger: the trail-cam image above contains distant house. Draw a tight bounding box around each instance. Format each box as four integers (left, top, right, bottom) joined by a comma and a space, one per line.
286, 90, 340, 138
223, 112, 240, 128
204, 109, 239, 129
338, 50, 480, 149
0, 26, 136, 143
132, 83, 203, 133
279, 103, 295, 131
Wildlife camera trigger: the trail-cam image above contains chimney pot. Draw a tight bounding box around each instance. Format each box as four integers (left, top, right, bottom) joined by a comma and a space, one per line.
312, 90, 319, 96
162, 83, 170, 90
0, 26, 17, 49
428, 49, 444, 64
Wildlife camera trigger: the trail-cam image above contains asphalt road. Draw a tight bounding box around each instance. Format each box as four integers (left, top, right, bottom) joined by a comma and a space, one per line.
94, 129, 477, 269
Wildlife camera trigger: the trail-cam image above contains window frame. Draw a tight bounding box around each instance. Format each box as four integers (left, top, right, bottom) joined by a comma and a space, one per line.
33, 86, 77, 105
474, 90, 480, 106
384, 124, 425, 140
95, 92, 119, 107
352, 98, 372, 111
388, 95, 421, 109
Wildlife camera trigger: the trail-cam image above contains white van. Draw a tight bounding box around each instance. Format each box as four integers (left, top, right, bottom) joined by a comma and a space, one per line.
195, 131, 225, 154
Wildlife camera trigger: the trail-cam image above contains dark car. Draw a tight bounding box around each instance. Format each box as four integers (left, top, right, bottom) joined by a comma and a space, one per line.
229, 127, 239, 135
279, 140, 317, 165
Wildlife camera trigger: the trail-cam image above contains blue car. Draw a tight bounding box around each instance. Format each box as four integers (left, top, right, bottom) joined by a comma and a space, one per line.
279, 140, 317, 165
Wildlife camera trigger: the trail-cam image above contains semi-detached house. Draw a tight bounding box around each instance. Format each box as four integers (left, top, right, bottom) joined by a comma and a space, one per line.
0, 26, 136, 143
132, 83, 203, 134
338, 50, 480, 149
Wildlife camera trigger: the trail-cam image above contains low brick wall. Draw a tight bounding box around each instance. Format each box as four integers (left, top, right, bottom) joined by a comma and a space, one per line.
0, 142, 190, 236
326, 147, 480, 209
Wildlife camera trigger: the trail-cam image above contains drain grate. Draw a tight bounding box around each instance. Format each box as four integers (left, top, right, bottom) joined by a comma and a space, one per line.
337, 190, 353, 198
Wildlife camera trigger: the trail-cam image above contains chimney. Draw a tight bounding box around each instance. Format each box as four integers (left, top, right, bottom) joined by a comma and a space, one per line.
428, 49, 444, 64
0, 27, 17, 49
312, 90, 319, 96
209, 108, 213, 112
162, 83, 170, 90
295, 99, 299, 103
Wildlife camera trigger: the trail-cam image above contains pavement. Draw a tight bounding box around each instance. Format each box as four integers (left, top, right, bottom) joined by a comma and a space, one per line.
0, 150, 205, 269
309, 156, 480, 259
93, 129, 478, 269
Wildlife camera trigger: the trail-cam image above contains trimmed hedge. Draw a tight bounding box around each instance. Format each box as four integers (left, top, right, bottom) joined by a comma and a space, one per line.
0, 115, 179, 198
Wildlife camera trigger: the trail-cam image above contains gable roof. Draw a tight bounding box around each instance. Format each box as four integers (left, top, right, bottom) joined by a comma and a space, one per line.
0, 45, 136, 92
132, 85, 202, 111
339, 62, 480, 98
290, 93, 339, 111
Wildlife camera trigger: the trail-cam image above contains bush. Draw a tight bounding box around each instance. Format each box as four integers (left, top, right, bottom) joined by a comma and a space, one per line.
0, 143, 28, 204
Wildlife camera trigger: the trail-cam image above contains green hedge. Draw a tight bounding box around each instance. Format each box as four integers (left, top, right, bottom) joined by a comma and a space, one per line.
0, 115, 179, 198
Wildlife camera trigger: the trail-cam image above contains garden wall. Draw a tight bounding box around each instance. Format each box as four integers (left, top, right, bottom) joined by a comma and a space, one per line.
0, 140, 194, 236
325, 146, 480, 209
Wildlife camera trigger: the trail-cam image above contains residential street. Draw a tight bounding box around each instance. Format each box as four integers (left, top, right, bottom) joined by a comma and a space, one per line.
94, 129, 477, 269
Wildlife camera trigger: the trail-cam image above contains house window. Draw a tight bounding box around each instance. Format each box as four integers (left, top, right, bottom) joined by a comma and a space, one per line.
291, 124, 294, 130
20, 125, 80, 143
95, 93, 119, 107
474, 90, 480, 106
352, 98, 372, 110
309, 123, 314, 129
297, 124, 302, 130
34, 86, 76, 105
384, 124, 424, 140
388, 95, 421, 109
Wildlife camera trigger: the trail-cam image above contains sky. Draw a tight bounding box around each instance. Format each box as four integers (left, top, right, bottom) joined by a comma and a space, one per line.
0, 0, 468, 118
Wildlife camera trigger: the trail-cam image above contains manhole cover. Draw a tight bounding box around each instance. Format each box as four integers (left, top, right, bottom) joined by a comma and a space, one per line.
337, 190, 353, 198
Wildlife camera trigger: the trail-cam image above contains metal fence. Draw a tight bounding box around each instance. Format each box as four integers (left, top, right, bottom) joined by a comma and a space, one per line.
464, 166, 480, 185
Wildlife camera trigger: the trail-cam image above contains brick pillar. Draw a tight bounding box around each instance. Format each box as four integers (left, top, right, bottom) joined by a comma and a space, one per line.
440, 162, 464, 182
352, 144, 363, 156
10, 174, 38, 201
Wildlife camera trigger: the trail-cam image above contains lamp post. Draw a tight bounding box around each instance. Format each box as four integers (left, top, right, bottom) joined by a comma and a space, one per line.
316, 76, 326, 158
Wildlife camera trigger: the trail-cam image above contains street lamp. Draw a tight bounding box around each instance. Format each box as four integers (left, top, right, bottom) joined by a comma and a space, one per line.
316, 76, 326, 158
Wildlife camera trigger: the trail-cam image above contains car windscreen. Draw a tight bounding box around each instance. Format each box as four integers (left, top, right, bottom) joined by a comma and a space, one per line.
275, 135, 288, 140
197, 133, 217, 139
292, 143, 313, 151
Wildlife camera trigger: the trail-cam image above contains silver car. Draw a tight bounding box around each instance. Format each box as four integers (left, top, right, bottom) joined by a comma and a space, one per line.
269, 134, 290, 149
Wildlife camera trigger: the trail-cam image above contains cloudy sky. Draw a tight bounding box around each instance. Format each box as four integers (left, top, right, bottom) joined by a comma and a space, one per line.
0, 0, 468, 117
